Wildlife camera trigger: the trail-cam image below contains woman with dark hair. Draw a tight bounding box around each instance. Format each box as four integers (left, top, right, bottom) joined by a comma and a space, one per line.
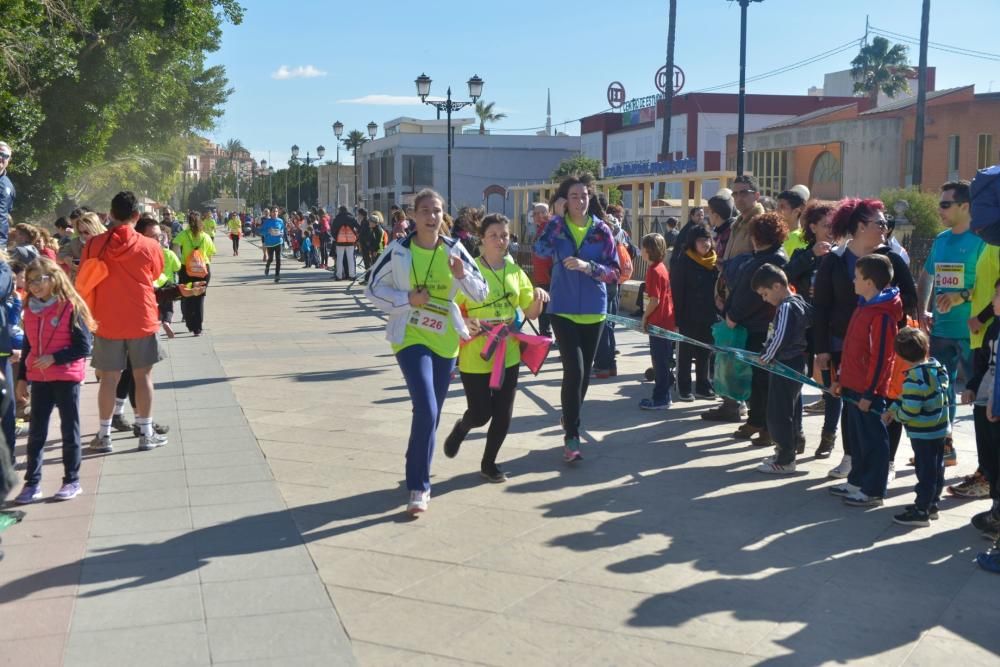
534, 176, 620, 462
671, 207, 706, 267
670, 223, 720, 401
706, 195, 736, 259
723, 212, 789, 448
172, 211, 216, 336
813, 198, 917, 475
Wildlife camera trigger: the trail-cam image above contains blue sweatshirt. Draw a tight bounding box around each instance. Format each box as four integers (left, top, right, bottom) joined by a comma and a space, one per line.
532, 215, 620, 316
260, 217, 285, 247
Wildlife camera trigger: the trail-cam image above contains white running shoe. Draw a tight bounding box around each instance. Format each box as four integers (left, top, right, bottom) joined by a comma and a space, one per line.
407, 490, 430, 515
886, 462, 896, 484
828, 455, 852, 479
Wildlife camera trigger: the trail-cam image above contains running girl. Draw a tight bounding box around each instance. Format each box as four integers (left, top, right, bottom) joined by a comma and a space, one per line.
444, 214, 549, 482
13, 258, 94, 504
366, 188, 488, 515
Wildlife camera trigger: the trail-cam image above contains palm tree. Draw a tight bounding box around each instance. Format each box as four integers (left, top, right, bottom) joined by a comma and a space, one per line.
223, 138, 246, 198
850, 36, 915, 105
342, 130, 369, 208
474, 100, 507, 135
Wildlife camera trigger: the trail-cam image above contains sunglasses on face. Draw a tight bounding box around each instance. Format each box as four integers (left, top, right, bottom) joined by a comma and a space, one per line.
28, 275, 52, 286
0, 153, 11, 160
866, 218, 889, 230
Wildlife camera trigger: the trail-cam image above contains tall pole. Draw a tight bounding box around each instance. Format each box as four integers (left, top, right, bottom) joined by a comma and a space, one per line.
736, 0, 751, 175
912, 0, 931, 190
446, 86, 453, 215
658, 0, 677, 199
284, 169, 288, 212
353, 149, 359, 209
335, 144, 341, 208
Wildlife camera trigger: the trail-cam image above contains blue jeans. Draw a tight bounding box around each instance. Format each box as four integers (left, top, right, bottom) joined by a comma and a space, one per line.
845, 396, 890, 498
396, 345, 455, 492
1, 356, 14, 461
25, 381, 82, 485
911, 437, 945, 510
929, 335, 972, 425
594, 283, 620, 371
649, 336, 674, 404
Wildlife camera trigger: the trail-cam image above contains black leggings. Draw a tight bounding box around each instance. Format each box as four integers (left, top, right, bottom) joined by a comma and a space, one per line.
178, 266, 211, 334
231, 234, 240, 253
458, 365, 519, 468
265, 245, 281, 278
550, 315, 604, 439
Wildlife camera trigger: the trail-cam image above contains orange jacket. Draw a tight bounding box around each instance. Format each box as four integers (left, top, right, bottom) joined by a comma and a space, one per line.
82, 224, 164, 340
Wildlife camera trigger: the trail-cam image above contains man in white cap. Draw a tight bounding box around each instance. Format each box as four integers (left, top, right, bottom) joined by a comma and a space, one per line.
0, 141, 14, 247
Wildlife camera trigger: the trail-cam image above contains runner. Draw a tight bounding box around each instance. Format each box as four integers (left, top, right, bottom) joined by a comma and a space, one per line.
533, 176, 620, 462
260, 208, 285, 283
365, 188, 488, 515
227, 212, 242, 256
172, 212, 216, 336
443, 213, 549, 482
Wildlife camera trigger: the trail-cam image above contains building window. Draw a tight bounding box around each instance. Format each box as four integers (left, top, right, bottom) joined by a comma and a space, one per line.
947, 135, 960, 181
746, 150, 788, 197
402, 155, 434, 191
979, 134, 995, 170
810, 151, 843, 200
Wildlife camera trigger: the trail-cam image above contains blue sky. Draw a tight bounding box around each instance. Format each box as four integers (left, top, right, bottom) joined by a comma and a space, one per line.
206, 0, 1000, 167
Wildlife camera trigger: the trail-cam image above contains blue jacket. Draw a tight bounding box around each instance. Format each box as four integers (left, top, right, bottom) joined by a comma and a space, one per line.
259, 217, 285, 247
0, 172, 14, 248
533, 215, 620, 316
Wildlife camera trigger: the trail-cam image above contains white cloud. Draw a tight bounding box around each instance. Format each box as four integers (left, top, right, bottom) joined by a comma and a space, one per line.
337, 94, 428, 106
271, 65, 327, 80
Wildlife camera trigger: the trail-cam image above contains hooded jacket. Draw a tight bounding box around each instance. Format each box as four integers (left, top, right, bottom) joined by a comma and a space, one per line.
888, 358, 951, 439
532, 215, 620, 316
81, 224, 164, 340
724, 243, 788, 335
839, 287, 904, 399
669, 250, 720, 341
366, 234, 488, 345
812, 245, 916, 355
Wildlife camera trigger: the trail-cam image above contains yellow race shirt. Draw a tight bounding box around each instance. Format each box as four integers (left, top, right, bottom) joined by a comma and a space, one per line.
457, 256, 534, 374
393, 243, 460, 358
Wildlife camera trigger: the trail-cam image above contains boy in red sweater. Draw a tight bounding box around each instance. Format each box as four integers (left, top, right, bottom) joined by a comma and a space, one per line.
831, 254, 902, 507
639, 233, 676, 410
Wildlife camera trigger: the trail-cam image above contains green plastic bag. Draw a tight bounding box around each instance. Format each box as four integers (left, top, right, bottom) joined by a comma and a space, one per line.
712, 320, 752, 401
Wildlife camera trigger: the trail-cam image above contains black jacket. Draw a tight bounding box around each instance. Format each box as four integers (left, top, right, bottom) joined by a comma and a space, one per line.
359, 223, 385, 251
968, 319, 1000, 394
724, 244, 788, 334
330, 211, 360, 245
812, 246, 917, 355
669, 251, 720, 340
784, 243, 823, 301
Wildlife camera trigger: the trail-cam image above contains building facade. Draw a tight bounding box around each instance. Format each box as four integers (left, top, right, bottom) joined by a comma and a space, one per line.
359, 117, 581, 218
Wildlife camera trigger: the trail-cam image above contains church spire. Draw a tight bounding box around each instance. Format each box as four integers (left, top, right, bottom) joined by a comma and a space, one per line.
546, 88, 552, 136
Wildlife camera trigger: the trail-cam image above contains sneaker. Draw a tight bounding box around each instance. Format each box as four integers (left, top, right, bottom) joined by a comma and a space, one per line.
815, 432, 836, 459
138, 433, 168, 451
757, 461, 797, 475
694, 389, 717, 400
843, 491, 884, 507
479, 465, 508, 483
750, 431, 775, 448
829, 482, 860, 497
971, 510, 1000, 534
406, 490, 430, 515
804, 398, 827, 414
905, 503, 940, 520
733, 423, 762, 440
89, 434, 113, 453
893, 507, 930, 527
639, 398, 671, 410
53, 481, 82, 501
949, 471, 990, 498
976, 550, 1000, 574
701, 406, 743, 423
443, 420, 466, 459
943, 440, 957, 467
13, 484, 42, 505
132, 422, 170, 438
886, 462, 896, 485
111, 414, 133, 432
675, 392, 695, 403
828, 455, 852, 479
563, 437, 583, 462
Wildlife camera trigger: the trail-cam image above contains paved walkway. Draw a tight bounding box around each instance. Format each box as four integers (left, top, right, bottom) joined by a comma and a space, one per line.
3, 240, 1000, 665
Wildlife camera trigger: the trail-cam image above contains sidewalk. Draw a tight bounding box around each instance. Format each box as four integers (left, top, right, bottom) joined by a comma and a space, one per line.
2, 243, 999, 665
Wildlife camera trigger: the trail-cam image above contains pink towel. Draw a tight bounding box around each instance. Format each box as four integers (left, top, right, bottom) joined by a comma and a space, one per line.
480, 323, 552, 389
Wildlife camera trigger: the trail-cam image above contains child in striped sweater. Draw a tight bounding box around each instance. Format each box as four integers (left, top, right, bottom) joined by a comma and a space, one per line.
883, 327, 950, 527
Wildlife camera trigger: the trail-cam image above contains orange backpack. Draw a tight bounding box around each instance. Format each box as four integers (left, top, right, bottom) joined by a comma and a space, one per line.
185, 237, 209, 278
616, 241, 633, 283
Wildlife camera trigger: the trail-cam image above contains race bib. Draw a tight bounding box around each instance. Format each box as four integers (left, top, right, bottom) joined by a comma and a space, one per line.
934, 262, 964, 289
268, 228, 282, 237
409, 297, 450, 335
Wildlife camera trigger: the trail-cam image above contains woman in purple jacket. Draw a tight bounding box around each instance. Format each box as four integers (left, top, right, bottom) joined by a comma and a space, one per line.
533, 176, 620, 462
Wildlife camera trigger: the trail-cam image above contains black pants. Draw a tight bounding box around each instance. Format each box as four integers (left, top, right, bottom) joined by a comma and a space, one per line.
230, 234, 240, 253
458, 365, 519, 469
767, 355, 805, 465
536, 283, 552, 336
974, 406, 1000, 500
156, 284, 177, 324
320, 236, 330, 266
116, 358, 136, 408
677, 332, 711, 396
746, 330, 769, 428
25, 381, 81, 486
265, 245, 281, 278
911, 436, 945, 510
178, 266, 211, 334
550, 315, 604, 439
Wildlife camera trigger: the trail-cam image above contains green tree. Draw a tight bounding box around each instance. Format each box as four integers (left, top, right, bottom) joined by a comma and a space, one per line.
551, 155, 603, 181
851, 36, 915, 105
879, 187, 942, 238
474, 100, 507, 135
0, 0, 243, 215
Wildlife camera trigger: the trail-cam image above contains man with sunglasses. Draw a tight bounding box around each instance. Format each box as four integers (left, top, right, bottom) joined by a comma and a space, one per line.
917, 180, 985, 466
0, 141, 14, 248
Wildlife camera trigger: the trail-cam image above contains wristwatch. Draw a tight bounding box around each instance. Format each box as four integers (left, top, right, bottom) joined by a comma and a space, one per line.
960, 289, 971, 302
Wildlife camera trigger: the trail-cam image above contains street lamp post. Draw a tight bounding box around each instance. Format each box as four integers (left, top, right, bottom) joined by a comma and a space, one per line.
365, 121, 378, 209
333, 121, 344, 209
415, 73, 484, 215
268, 166, 275, 206
260, 160, 268, 206
735, 0, 763, 176
290, 144, 326, 211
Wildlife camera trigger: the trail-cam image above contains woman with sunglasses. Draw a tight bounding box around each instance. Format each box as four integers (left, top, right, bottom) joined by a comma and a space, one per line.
57, 213, 106, 279
813, 198, 917, 478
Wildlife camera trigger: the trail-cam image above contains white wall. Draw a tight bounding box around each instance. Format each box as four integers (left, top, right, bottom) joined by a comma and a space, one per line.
581, 132, 603, 161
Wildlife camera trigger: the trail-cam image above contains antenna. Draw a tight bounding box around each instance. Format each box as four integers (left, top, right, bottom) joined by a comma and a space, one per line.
546, 88, 552, 136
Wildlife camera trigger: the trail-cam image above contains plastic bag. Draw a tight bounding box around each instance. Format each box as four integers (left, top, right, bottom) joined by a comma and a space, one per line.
712, 320, 752, 401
